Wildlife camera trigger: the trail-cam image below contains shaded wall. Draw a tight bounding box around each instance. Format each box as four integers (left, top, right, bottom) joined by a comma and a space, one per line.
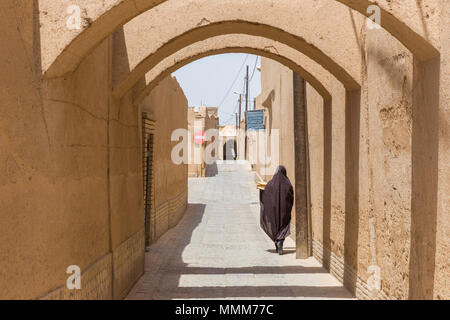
0, 4, 186, 299
140, 76, 188, 242
0, 1, 114, 299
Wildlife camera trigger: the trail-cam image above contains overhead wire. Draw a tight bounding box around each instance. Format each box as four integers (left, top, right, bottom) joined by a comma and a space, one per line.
221, 78, 247, 124
219, 54, 259, 125
217, 54, 249, 109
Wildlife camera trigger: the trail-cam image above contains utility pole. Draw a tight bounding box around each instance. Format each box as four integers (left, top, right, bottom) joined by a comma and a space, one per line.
245, 65, 249, 115
235, 112, 238, 160
254, 98, 256, 110
238, 94, 242, 160
244, 65, 249, 159
238, 94, 242, 127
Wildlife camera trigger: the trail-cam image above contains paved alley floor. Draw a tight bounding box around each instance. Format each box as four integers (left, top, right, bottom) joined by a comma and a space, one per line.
126, 161, 354, 300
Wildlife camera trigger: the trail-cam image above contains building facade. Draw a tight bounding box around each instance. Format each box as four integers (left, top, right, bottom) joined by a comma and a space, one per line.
187, 106, 219, 177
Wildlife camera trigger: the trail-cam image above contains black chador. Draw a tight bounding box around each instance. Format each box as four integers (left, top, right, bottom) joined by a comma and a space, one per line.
259, 165, 294, 255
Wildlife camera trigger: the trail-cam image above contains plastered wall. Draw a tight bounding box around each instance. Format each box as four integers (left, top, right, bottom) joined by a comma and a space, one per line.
0, 0, 448, 300
0, 4, 187, 299
140, 76, 188, 242
257, 17, 447, 298
0, 1, 112, 298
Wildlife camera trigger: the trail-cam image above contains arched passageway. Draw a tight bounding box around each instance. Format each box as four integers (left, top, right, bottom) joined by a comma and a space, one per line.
41, 0, 440, 78
222, 139, 237, 161
111, 20, 360, 98
134, 40, 334, 106
0, 0, 448, 301
126, 161, 355, 300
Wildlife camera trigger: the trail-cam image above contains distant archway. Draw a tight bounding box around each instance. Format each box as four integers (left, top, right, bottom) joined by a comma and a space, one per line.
223, 139, 237, 161
112, 21, 359, 101
134, 44, 335, 106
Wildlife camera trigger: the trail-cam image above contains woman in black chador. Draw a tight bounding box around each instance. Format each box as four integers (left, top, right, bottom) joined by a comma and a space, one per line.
259, 165, 294, 255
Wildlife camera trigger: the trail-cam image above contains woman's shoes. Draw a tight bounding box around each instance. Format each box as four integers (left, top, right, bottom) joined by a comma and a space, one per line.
276, 240, 283, 255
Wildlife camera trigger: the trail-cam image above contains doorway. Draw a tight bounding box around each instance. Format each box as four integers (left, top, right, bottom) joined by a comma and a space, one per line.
142, 113, 155, 248
223, 138, 237, 160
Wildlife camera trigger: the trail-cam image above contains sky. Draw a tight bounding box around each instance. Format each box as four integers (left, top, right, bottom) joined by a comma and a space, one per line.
172, 53, 261, 126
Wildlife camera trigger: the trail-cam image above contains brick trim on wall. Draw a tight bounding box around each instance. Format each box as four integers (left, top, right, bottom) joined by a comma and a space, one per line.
152, 190, 188, 243
40, 228, 145, 300
312, 239, 390, 300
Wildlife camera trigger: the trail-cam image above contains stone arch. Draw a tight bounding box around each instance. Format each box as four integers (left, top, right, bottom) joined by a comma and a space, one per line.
41, 0, 440, 78
113, 20, 360, 100
132, 36, 336, 106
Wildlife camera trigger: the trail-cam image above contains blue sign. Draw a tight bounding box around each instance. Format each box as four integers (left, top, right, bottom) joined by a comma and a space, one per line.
246, 110, 265, 130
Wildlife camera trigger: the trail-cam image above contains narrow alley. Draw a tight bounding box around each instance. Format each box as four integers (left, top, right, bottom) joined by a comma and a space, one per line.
2, 1, 448, 302
127, 162, 353, 300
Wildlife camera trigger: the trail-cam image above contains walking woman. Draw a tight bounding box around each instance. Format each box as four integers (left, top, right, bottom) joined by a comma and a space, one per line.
259, 165, 294, 255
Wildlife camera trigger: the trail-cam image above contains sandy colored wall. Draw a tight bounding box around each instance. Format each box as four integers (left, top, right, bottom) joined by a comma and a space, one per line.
0, 5, 185, 299
306, 83, 325, 247
362, 26, 414, 299
0, 2, 113, 299
304, 26, 415, 299
434, 0, 450, 300
258, 17, 447, 299
252, 58, 296, 233
187, 109, 205, 177
140, 76, 188, 241
306, 24, 442, 299
255, 58, 295, 183
187, 107, 219, 177
1, 0, 448, 301
218, 125, 238, 161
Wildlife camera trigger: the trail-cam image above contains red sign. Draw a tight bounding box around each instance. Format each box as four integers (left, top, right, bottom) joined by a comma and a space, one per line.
194, 131, 206, 145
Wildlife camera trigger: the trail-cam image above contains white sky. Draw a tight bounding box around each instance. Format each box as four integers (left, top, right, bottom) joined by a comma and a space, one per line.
172, 53, 261, 126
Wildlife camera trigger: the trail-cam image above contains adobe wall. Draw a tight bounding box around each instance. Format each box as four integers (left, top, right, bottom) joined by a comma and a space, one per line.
258, 17, 447, 299
187, 107, 219, 177
363, 25, 414, 299
251, 58, 296, 237
0, 4, 186, 299
254, 58, 295, 183
1, 0, 448, 300
0, 1, 116, 299
140, 76, 188, 242
41, 0, 441, 79
306, 22, 442, 299
218, 125, 238, 161
434, 1, 450, 299
187, 108, 201, 177
305, 24, 415, 299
